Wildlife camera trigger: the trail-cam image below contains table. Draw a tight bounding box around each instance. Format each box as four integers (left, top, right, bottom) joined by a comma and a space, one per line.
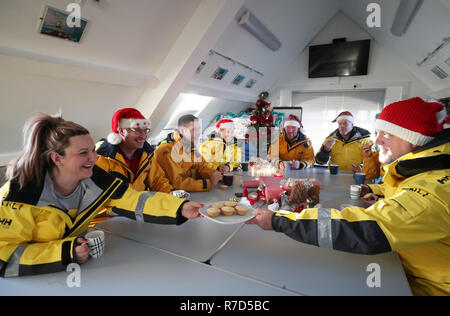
0, 168, 412, 296
0, 233, 291, 296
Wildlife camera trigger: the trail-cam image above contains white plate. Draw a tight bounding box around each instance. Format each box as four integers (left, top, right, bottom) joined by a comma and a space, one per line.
199, 201, 256, 225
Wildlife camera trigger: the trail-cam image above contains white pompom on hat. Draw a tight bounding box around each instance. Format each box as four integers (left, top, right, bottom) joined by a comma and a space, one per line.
284, 114, 304, 133
107, 108, 151, 145
332, 111, 354, 124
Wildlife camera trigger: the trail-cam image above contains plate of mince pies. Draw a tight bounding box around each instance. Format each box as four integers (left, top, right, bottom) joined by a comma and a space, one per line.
199, 201, 255, 224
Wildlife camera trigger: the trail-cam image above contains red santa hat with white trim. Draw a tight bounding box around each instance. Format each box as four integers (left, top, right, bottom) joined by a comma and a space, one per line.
284, 114, 304, 133
107, 108, 151, 145
216, 118, 235, 131
375, 97, 447, 146
332, 111, 354, 124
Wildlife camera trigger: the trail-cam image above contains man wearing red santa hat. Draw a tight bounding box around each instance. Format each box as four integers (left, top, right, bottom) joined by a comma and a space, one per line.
315, 110, 372, 172
200, 118, 242, 174
96, 108, 171, 193
268, 114, 315, 170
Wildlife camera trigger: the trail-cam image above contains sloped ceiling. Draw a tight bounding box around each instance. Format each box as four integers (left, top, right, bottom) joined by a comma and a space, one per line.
188, 0, 450, 100
0, 0, 449, 151
339, 0, 450, 94
187, 0, 341, 100
1, 0, 449, 98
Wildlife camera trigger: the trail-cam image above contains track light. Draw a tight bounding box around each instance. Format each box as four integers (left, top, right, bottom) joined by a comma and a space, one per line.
238, 10, 281, 51
391, 0, 424, 37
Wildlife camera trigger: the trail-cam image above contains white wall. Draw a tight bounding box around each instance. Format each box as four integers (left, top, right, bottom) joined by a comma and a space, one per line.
270, 11, 432, 106
0, 54, 144, 165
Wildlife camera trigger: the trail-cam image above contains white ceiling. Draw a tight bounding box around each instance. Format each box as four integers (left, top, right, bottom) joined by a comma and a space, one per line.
0, 0, 449, 122
0, 0, 201, 75
339, 0, 450, 93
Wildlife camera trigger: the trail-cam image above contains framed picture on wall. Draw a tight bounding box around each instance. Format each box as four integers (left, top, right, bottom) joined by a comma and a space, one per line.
211, 67, 229, 80
39, 5, 88, 43
231, 74, 246, 85
245, 79, 257, 88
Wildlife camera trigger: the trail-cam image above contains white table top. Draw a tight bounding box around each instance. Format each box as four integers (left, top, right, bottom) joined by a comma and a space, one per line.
1, 168, 411, 296
0, 233, 292, 296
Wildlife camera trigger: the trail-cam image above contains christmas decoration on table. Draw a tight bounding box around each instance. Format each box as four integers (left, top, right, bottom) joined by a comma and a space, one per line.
239, 197, 254, 207
267, 198, 280, 211
288, 181, 321, 213
279, 186, 290, 211
249, 91, 274, 127
280, 177, 322, 190
256, 184, 266, 201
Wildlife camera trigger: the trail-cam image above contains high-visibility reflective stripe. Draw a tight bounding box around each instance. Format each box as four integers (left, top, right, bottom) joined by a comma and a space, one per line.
317, 208, 333, 249
5, 244, 27, 277
135, 192, 155, 222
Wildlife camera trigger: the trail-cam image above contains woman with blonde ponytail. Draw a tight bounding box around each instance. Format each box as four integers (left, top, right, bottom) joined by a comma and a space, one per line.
0, 113, 203, 277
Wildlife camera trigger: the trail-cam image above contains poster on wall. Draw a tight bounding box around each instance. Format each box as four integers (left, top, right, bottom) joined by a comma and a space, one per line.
39, 5, 88, 43
211, 67, 229, 80
245, 79, 257, 88
231, 74, 246, 85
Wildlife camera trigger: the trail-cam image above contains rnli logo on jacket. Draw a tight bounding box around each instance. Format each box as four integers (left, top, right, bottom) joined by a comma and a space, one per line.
2, 201, 24, 210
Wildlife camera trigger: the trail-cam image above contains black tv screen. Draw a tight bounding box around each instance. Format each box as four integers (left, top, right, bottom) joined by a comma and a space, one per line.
308, 39, 370, 78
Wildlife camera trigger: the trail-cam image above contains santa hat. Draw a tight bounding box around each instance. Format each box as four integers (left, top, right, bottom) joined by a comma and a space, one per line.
284, 114, 304, 132
107, 108, 151, 145
375, 97, 447, 146
332, 111, 354, 124
216, 118, 234, 131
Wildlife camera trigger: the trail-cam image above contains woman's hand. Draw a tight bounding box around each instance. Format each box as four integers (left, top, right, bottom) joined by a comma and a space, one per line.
75, 237, 89, 264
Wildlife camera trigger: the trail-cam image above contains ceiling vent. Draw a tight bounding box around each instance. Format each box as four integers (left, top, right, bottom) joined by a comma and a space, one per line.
431, 65, 449, 79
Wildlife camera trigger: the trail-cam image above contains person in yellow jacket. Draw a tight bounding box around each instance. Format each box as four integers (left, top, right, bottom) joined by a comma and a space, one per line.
351, 143, 385, 181
151, 114, 222, 192
200, 118, 242, 174
0, 113, 203, 277
315, 111, 372, 172
93, 108, 172, 225
96, 108, 171, 193
268, 114, 315, 170
247, 97, 450, 296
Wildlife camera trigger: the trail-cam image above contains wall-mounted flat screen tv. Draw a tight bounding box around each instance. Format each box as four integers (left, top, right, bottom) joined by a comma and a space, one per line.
308, 39, 370, 78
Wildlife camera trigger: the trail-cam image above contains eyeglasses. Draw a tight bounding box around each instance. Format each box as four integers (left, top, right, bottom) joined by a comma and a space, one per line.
126, 128, 151, 135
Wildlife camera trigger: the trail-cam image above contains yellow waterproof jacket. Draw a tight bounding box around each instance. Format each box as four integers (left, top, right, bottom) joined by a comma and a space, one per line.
268, 131, 315, 168
200, 137, 242, 171
0, 166, 186, 277
151, 132, 216, 192
273, 131, 450, 295
95, 139, 171, 193
316, 126, 371, 172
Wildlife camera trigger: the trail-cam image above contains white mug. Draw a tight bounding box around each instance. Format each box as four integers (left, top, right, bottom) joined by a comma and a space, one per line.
85, 230, 105, 259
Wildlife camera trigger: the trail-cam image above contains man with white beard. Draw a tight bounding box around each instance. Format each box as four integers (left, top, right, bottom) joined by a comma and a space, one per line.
315, 111, 372, 172
247, 97, 450, 296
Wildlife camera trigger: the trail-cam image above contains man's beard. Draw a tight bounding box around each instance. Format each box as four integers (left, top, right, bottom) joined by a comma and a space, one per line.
378, 147, 395, 164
